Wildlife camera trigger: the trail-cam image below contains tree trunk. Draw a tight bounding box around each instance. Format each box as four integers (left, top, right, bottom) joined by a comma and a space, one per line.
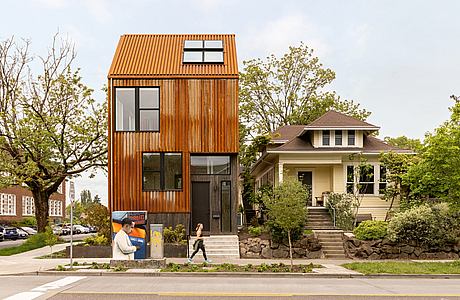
32, 189, 50, 233
288, 230, 293, 271
385, 192, 396, 222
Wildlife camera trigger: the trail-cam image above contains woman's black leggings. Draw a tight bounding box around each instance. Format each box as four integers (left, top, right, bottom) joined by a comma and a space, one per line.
190, 240, 207, 260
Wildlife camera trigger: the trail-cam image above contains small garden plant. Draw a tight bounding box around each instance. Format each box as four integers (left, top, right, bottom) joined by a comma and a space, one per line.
163, 224, 186, 244
353, 220, 388, 240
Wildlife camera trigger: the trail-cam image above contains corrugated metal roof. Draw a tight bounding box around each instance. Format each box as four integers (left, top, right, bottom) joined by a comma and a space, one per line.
108, 34, 238, 78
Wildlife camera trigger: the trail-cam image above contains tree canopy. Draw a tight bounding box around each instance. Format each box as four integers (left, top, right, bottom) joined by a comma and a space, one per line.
239, 43, 370, 140
0, 35, 107, 231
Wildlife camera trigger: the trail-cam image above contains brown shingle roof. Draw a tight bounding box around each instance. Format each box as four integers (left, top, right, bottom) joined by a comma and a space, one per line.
108, 34, 238, 78
271, 125, 305, 142
306, 110, 379, 129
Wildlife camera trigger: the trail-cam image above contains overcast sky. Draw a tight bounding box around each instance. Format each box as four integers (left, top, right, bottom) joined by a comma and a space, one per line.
2, 0, 459, 206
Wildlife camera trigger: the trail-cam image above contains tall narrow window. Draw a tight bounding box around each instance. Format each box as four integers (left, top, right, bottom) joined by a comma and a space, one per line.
0, 193, 16, 216
335, 130, 342, 146
115, 87, 160, 132
322, 130, 330, 146
143, 153, 182, 191
221, 181, 231, 232
379, 165, 387, 194
348, 130, 355, 146
22, 196, 35, 216
346, 166, 354, 194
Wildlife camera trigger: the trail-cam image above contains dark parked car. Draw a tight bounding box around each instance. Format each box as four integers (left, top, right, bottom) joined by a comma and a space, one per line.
0, 227, 4, 241
4, 227, 19, 240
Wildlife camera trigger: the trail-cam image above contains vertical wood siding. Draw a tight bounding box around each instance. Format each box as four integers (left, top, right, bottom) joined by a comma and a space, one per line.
109, 79, 238, 213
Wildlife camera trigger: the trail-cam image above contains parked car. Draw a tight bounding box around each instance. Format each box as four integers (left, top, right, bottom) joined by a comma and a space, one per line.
20, 226, 37, 235
73, 225, 90, 234
87, 225, 98, 233
4, 227, 19, 240
52, 224, 69, 235
0, 227, 4, 241
15, 228, 29, 239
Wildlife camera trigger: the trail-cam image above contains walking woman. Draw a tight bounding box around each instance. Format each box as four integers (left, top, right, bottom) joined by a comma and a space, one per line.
187, 223, 212, 263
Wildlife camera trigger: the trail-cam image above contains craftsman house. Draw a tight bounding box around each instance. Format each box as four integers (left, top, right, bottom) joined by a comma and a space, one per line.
251, 110, 413, 220
107, 34, 239, 236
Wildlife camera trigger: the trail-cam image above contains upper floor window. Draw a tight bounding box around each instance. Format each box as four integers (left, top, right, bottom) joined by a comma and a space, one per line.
143, 153, 182, 191
335, 130, 342, 146
22, 196, 35, 216
115, 87, 160, 132
191, 156, 230, 175
0, 193, 16, 216
348, 130, 355, 146
322, 130, 330, 146
183, 40, 224, 64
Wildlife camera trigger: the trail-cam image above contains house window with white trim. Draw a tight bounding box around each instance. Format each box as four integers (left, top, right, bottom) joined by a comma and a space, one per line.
322, 130, 330, 146
0, 193, 16, 216
348, 130, 355, 146
49, 200, 62, 217
346, 164, 385, 195
22, 196, 35, 216
335, 130, 342, 146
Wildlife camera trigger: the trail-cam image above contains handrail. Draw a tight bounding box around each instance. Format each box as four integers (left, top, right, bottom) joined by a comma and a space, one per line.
327, 201, 336, 228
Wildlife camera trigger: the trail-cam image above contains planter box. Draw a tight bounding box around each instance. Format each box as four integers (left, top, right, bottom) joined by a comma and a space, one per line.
66, 245, 112, 258
164, 243, 187, 258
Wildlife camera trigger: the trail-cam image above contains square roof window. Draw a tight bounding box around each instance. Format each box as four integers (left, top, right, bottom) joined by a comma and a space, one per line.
184, 40, 203, 49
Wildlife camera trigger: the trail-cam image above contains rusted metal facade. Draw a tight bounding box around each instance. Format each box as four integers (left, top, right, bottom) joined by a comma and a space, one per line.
108, 34, 239, 234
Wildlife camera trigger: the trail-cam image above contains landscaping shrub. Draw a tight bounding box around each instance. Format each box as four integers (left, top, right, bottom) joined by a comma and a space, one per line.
163, 224, 186, 244
248, 225, 263, 236
83, 234, 110, 246
327, 193, 355, 231
353, 220, 388, 240
387, 202, 458, 247
0, 232, 47, 256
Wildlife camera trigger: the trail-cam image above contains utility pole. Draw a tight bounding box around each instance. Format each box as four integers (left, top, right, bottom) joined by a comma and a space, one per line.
69, 181, 75, 269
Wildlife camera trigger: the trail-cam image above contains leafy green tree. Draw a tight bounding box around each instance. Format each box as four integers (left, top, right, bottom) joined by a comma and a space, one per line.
262, 178, 308, 270
84, 203, 110, 241
239, 42, 370, 140
405, 96, 460, 206
65, 201, 86, 224
80, 190, 92, 205
44, 226, 58, 258
384, 136, 423, 152
0, 35, 107, 232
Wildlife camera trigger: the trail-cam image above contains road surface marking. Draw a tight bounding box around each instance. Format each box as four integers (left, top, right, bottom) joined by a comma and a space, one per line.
4, 276, 86, 300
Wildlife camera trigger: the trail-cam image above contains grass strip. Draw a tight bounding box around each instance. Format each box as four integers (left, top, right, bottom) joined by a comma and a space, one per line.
342, 260, 460, 274
0, 233, 47, 256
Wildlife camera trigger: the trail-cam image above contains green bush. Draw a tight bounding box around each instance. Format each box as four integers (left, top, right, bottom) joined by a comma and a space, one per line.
327, 193, 356, 231
353, 220, 388, 240
266, 220, 303, 243
163, 224, 186, 244
248, 226, 263, 236
387, 203, 458, 247
84, 234, 110, 246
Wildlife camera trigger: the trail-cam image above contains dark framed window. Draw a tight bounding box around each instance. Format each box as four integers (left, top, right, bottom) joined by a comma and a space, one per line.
348, 130, 355, 146
115, 87, 160, 132
221, 181, 231, 232
335, 130, 342, 146
322, 130, 330, 146
143, 153, 182, 191
183, 40, 224, 64
190, 156, 230, 174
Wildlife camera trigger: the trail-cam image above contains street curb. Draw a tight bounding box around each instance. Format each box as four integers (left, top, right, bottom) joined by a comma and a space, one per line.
16, 271, 460, 279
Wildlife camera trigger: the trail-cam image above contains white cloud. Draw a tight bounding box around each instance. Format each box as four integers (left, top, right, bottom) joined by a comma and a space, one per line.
191, 0, 228, 13
82, 0, 112, 24
32, 0, 67, 8
72, 170, 108, 206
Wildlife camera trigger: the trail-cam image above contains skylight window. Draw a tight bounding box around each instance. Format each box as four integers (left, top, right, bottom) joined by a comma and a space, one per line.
183, 40, 224, 64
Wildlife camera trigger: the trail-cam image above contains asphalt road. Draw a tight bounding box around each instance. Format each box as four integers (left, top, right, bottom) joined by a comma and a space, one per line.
1, 276, 460, 300
0, 234, 94, 249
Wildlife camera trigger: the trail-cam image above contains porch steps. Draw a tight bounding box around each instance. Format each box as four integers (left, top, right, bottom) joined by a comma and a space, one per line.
306, 207, 335, 230
188, 235, 240, 259
314, 230, 347, 259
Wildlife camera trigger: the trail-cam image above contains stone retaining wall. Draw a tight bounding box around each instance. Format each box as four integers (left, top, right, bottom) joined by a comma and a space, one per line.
344, 236, 460, 259
239, 234, 323, 259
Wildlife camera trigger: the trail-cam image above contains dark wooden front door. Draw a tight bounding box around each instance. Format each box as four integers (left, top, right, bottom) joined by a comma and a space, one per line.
191, 181, 210, 233
298, 171, 313, 206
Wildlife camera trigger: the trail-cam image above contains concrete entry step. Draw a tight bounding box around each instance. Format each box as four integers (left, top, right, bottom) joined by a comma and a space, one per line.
314, 230, 346, 259
188, 235, 240, 259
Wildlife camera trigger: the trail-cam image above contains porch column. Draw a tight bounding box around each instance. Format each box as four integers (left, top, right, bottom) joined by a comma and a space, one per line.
278, 162, 284, 183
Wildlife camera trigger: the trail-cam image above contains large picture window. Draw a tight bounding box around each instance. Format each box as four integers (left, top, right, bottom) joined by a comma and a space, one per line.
143, 153, 182, 191
346, 164, 386, 195
359, 165, 375, 194
190, 156, 230, 174
115, 87, 160, 131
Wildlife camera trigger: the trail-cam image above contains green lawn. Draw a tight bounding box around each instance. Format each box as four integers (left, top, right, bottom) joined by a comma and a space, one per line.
0, 233, 47, 256
342, 261, 460, 274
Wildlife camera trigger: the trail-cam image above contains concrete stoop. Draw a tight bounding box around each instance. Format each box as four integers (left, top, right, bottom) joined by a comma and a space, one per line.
306, 207, 336, 230
189, 235, 240, 259
314, 230, 347, 259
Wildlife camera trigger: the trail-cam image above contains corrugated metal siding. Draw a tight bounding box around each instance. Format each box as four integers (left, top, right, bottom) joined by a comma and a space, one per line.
108, 34, 238, 78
